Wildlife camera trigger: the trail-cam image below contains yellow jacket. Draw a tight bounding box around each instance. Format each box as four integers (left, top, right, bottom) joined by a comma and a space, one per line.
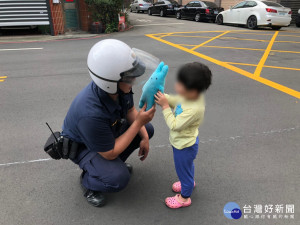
163, 94, 205, 149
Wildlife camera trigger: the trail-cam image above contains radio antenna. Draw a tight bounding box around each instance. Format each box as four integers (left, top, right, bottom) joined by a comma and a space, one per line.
45, 122, 58, 142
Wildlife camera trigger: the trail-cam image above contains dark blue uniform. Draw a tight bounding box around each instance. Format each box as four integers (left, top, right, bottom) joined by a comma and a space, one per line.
62, 82, 154, 192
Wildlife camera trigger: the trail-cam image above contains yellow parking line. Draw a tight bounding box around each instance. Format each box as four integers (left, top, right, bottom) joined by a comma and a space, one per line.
146, 30, 244, 35
0, 80, 5, 82
204, 45, 265, 51
254, 31, 279, 77
226, 62, 300, 71
0, 76, 7, 78
221, 37, 270, 42
146, 33, 300, 99
169, 35, 213, 38
203, 45, 300, 54
158, 33, 174, 38
191, 31, 230, 51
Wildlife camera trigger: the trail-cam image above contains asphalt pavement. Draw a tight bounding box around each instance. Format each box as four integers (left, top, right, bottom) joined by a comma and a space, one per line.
0, 12, 299, 225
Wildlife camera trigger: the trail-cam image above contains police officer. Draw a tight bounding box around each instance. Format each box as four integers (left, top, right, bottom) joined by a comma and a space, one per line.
61, 39, 157, 207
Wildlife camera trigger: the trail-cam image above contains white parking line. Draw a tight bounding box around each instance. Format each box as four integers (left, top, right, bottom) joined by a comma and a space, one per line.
135, 23, 184, 27
0, 126, 298, 167
0, 47, 43, 51
0, 158, 52, 167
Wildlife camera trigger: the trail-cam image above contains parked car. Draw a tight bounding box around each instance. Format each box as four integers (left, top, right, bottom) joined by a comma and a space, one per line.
130, 0, 152, 13
296, 9, 300, 27
148, 0, 179, 17
176, 1, 223, 22
216, 0, 292, 30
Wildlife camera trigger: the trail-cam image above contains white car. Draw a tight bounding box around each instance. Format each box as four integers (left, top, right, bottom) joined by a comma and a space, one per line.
216, 0, 292, 30
130, 0, 152, 13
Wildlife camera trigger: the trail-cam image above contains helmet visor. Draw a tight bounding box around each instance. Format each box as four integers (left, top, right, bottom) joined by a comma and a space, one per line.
120, 48, 160, 86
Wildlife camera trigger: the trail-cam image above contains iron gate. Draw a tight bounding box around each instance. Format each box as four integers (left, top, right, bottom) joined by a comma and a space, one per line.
0, 0, 50, 27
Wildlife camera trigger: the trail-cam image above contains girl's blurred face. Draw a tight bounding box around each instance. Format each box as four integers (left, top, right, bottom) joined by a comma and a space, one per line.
174, 81, 199, 100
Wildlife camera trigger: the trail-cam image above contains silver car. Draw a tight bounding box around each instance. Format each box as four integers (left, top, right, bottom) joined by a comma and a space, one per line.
130, 0, 152, 13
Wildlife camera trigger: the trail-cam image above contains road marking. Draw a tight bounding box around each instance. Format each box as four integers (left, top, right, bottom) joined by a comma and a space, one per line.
191, 31, 230, 51
201, 45, 300, 54
134, 23, 184, 27
0, 76, 7, 82
254, 31, 279, 77
0, 126, 298, 167
169, 35, 214, 38
0, 158, 52, 167
0, 47, 43, 51
226, 62, 300, 71
146, 32, 300, 99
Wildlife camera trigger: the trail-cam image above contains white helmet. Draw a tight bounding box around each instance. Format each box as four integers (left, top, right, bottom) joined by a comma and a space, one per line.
87, 39, 156, 94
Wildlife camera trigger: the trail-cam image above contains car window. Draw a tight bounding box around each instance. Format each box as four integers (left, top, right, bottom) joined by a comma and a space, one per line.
186, 2, 194, 7
193, 2, 201, 7
202, 1, 218, 8
244, 1, 257, 8
143, 0, 151, 2
261, 1, 283, 7
134, 0, 138, 3
232, 1, 246, 9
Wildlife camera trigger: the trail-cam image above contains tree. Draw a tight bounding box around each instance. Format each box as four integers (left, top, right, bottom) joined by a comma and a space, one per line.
85, 0, 123, 33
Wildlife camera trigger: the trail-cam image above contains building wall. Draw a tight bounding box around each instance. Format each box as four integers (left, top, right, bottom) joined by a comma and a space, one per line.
49, 0, 65, 35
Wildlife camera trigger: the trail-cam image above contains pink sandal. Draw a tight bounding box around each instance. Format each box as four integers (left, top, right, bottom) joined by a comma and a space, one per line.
172, 181, 196, 193
165, 194, 192, 209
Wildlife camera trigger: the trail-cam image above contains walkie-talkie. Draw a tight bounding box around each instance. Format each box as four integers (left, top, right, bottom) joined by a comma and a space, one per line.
44, 122, 62, 160
46, 122, 58, 143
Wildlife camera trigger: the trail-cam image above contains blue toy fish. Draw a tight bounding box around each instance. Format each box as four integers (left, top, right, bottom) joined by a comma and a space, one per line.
139, 62, 169, 111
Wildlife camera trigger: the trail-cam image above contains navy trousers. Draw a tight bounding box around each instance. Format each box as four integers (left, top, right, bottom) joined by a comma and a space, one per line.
172, 137, 199, 198
73, 123, 154, 192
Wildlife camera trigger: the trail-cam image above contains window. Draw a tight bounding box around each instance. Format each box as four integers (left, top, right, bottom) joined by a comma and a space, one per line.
232, 1, 246, 9
262, 1, 283, 7
193, 2, 201, 7
244, 1, 257, 8
202, 1, 218, 8
186, 2, 194, 7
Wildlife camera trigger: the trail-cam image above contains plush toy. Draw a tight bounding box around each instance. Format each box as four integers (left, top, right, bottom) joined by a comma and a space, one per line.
139, 62, 169, 111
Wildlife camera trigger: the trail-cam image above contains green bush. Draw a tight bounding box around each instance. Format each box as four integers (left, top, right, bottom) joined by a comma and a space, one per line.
85, 0, 123, 33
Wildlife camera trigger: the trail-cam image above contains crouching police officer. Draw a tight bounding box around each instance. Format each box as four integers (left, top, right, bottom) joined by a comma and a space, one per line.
61, 39, 156, 207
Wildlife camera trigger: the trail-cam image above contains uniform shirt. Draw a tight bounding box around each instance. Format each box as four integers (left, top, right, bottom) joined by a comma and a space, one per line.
163, 94, 205, 150
62, 81, 134, 152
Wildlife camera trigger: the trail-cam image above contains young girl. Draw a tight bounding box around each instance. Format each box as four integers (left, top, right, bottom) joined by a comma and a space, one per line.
155, 62, 212, 209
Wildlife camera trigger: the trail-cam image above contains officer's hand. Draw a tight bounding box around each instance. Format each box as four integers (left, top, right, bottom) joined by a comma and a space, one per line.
139, 138, 149, 161
136, 104, 156, 126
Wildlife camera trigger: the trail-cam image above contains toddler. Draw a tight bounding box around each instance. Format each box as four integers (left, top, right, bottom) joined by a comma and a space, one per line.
155, 62, 212, 209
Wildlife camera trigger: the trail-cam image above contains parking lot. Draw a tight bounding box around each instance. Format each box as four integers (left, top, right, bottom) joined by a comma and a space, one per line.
0, 12, 299, 225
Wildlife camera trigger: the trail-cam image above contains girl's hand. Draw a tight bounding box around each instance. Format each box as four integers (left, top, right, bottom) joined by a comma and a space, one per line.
155, 91, 169, 110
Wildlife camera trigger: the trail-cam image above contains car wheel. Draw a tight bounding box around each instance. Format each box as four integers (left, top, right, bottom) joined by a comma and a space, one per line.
195, 13, 201, 22
271, 26, 281, 30
160, 9, 165, 17
297, 23, 300, 28
216, 15, 223, 25
247, 16, 257, 29
176, 11, 181, 19
130, 8, 132, 12
148, 9, 152, 15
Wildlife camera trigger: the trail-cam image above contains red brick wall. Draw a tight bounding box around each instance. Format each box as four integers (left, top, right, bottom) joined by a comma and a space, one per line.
49, 0, 65, 35
78, 0, 92, 31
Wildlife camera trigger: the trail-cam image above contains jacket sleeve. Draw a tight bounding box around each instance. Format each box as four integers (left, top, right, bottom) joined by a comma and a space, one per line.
164, 94, 178, 109
162, 107, 197, 132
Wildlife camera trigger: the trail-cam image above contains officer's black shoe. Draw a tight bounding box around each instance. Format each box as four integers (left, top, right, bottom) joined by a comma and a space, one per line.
80, 172, 106, 207
126, 163, 133, 174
